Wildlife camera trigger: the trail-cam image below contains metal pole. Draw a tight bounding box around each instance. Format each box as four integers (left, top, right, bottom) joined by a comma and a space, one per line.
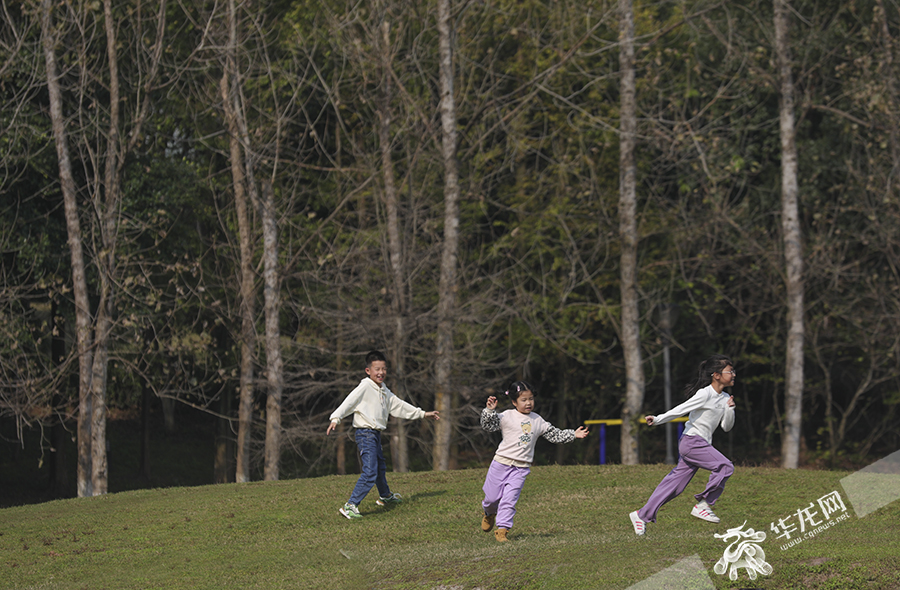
600, 423, 607, 465
677, 422, 684, 462
663, 341, 674, 464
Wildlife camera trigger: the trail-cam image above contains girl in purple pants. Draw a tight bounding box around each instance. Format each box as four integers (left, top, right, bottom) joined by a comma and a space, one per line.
480, 381, 589, 541
629, 354, 737, 536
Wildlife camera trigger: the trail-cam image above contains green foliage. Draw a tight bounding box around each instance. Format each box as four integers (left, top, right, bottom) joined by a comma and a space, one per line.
4, 0, 900, 481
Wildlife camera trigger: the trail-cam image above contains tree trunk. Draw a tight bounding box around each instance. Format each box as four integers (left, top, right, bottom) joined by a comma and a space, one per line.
618, 0, 644, 466
433, 0, 461, 472
86, 0, 127, 497
379, 19, 410, 473
774, 0, 804, 469
261, 180, 283, 481
40, 0, 94, 498
39, 0, 165, 495
335, 333, 346, 476
221, 0, 256, 483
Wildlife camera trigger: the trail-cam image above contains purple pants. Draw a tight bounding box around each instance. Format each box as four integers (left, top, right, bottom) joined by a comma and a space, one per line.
637, 434, 734, 523
482, 460, 530, 530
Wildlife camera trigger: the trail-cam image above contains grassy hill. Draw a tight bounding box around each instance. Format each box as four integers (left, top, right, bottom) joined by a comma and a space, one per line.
0, 464, 898, 589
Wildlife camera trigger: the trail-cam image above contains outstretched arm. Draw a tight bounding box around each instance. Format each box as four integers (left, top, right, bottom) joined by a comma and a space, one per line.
542, 425, 588, 444
327, 383, 367, 432
650, 390, 710, 426
481, 397, 501, 432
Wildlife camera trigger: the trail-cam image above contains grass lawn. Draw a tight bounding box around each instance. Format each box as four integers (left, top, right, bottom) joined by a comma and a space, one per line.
0, 464, 898, 589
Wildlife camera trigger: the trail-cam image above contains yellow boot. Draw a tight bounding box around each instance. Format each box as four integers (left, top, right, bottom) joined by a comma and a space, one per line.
481, 512, 496, 532
494, 528, 509, 542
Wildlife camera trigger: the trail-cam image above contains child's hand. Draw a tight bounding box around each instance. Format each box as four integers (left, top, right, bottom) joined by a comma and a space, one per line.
326, 421, 337, 435
486, 396, 497, 410
425, 410, 440, 420
645, 415, 656, 426
727, 395, 735, 408
574, 426, 590, 439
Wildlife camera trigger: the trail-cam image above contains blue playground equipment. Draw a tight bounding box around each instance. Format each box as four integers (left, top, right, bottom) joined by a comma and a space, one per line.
584, 416, 687, 464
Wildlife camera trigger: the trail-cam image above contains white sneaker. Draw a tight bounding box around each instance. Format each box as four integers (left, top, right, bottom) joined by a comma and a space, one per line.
691, 500, 720, 523
629, 511, 646, 536
339, 502, 362, 520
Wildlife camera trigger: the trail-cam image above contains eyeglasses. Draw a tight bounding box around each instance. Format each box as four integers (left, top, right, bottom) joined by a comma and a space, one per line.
721, 369, 737, 376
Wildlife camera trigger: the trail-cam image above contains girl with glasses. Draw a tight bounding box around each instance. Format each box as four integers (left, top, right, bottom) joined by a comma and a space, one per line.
629, 354, 737, 535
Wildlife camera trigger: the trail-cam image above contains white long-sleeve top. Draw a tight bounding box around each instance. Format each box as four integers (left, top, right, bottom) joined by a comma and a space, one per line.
329, 377, 425, 430
650, 385, 734, 444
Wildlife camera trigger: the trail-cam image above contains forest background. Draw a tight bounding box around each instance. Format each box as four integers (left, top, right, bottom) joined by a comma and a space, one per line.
2, 0, 900, 505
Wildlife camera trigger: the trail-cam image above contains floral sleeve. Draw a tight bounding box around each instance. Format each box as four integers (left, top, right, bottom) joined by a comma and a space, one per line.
542, 425, 576, 444
481, 408, 501, 432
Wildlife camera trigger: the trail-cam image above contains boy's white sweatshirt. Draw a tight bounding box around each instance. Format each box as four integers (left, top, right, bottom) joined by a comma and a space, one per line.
329, 377, 425, 430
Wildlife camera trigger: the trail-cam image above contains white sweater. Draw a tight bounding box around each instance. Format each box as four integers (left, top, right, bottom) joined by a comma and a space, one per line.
650, 385, 734, 444
329, 377, 425, 430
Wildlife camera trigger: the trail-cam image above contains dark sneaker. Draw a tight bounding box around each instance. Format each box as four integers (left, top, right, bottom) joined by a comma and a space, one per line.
376, 493, 402, 506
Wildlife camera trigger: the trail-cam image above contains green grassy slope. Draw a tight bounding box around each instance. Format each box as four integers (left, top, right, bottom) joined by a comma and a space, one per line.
0, 465, 897, 589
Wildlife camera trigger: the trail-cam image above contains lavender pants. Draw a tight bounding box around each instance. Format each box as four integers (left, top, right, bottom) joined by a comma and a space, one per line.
482, 460, 530, 530
637, 434, 734, 523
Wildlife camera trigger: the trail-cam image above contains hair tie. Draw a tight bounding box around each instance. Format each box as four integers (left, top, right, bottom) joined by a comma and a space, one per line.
503, 389, 510, 396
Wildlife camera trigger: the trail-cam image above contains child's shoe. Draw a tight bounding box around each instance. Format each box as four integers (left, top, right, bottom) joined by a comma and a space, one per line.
690, 500, 720, 523
481, 512, 496, 532
339, 502, 362, 520
629, 510, 646, 536
494, 527, 509, 542
376, 492, 403, 506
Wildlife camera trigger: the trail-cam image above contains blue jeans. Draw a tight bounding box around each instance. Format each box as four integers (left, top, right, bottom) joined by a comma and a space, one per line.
348, 428, 391, 505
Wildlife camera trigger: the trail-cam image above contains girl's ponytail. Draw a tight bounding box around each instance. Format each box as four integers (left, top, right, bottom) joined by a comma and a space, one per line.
683, 354, 733, 397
